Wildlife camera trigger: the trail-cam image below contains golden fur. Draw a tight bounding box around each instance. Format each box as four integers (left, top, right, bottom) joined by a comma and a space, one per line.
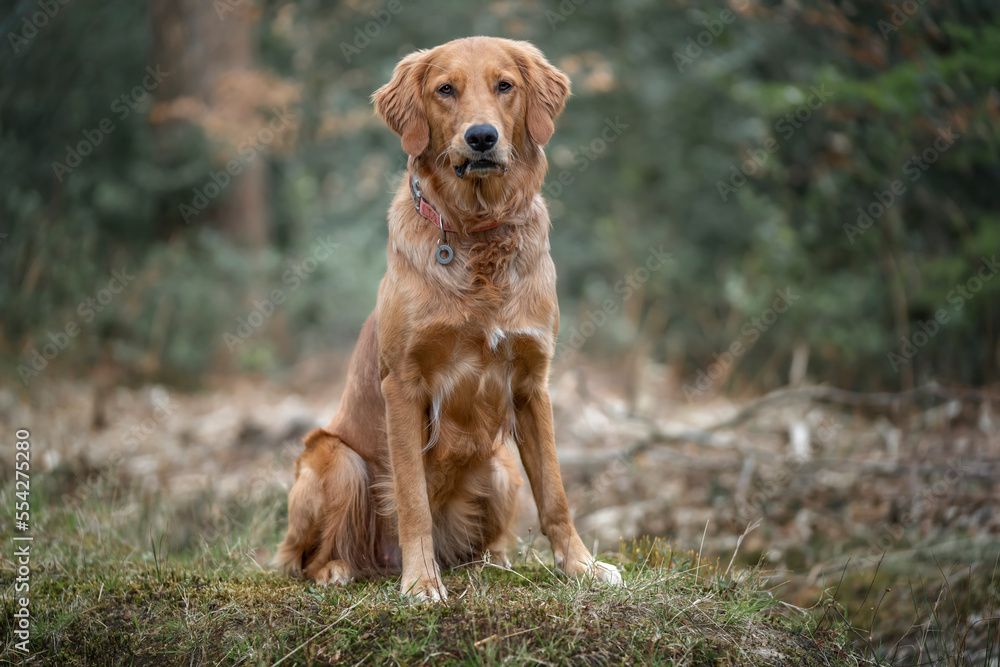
275, 36, 622, 600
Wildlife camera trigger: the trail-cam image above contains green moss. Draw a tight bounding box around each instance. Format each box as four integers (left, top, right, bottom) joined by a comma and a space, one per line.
0, 485, 865, 666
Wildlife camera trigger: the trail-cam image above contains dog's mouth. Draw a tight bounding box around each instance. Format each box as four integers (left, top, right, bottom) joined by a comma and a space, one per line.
454, 159, 507, 179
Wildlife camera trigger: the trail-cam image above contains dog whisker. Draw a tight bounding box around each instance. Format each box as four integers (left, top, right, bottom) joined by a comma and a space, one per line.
435, 147, 453, 167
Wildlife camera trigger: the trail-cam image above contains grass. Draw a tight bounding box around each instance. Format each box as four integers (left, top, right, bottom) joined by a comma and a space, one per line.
812, 549, 1000, 666
0, 470, 868, 665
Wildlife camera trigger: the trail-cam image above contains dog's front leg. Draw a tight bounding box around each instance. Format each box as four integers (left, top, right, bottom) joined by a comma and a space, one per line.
382, 374, 447, 602
516, 386, 623, 586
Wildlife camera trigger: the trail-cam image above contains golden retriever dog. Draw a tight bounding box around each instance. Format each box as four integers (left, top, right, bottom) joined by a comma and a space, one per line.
275, 36, 623, 601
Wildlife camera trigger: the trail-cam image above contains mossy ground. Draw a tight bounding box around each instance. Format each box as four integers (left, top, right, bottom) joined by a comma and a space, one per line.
2, 561, 854, 666
0, 475, 866, 666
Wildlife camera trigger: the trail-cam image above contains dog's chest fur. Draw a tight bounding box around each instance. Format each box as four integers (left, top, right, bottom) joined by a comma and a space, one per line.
421, 323, 549, 460
403, 257, 555, 467
385, 194, 557, 468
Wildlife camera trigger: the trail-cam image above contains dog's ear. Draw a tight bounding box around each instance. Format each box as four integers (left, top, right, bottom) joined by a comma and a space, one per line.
372, 49, 431, 157
513, 42, 571, 146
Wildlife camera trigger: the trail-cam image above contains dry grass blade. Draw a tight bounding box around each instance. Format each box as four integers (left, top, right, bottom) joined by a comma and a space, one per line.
272, 594, 370, 666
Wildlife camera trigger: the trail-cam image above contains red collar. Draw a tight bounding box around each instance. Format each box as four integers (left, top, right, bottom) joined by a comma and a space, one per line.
409, 173, 505, 234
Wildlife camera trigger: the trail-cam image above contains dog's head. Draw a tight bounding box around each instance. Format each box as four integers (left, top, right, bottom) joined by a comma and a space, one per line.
373, 37, 570, 180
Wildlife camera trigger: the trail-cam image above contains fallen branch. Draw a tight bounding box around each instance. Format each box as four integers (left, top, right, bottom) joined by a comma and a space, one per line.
616, 381, 995, 462
705, 381, 994, 433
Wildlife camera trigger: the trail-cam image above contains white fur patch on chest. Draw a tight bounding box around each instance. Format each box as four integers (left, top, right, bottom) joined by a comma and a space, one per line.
425, 355, 483, 452
419, 324, 552, 454
486, 326, 549, 351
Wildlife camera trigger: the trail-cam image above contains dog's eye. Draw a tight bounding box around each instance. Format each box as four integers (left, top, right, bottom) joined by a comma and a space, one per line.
497, 81, 512, 93
437, 84, 454, 96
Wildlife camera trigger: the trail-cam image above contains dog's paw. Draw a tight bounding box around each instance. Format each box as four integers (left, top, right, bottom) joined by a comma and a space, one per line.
556, 552, 625, 586
401, 574, 448, 603
585, 559, 624, 587
561, 554, 625, 587
313, 560, 354, 586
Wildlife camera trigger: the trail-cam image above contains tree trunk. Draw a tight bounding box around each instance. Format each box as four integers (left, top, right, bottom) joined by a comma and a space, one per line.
149, 0, 268, 249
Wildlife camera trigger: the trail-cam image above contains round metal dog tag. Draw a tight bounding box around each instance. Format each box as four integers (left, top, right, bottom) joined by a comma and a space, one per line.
436, 243, 453, 265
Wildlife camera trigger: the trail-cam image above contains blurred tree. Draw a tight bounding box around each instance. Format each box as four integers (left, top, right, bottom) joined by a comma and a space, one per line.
150, 0, 269, 248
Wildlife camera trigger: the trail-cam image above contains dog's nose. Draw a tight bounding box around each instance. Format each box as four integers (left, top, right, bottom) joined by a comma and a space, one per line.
464, 124, 498, 152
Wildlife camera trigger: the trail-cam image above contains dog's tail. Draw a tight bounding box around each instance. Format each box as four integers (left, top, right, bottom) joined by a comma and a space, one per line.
273, 428, 373, 578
